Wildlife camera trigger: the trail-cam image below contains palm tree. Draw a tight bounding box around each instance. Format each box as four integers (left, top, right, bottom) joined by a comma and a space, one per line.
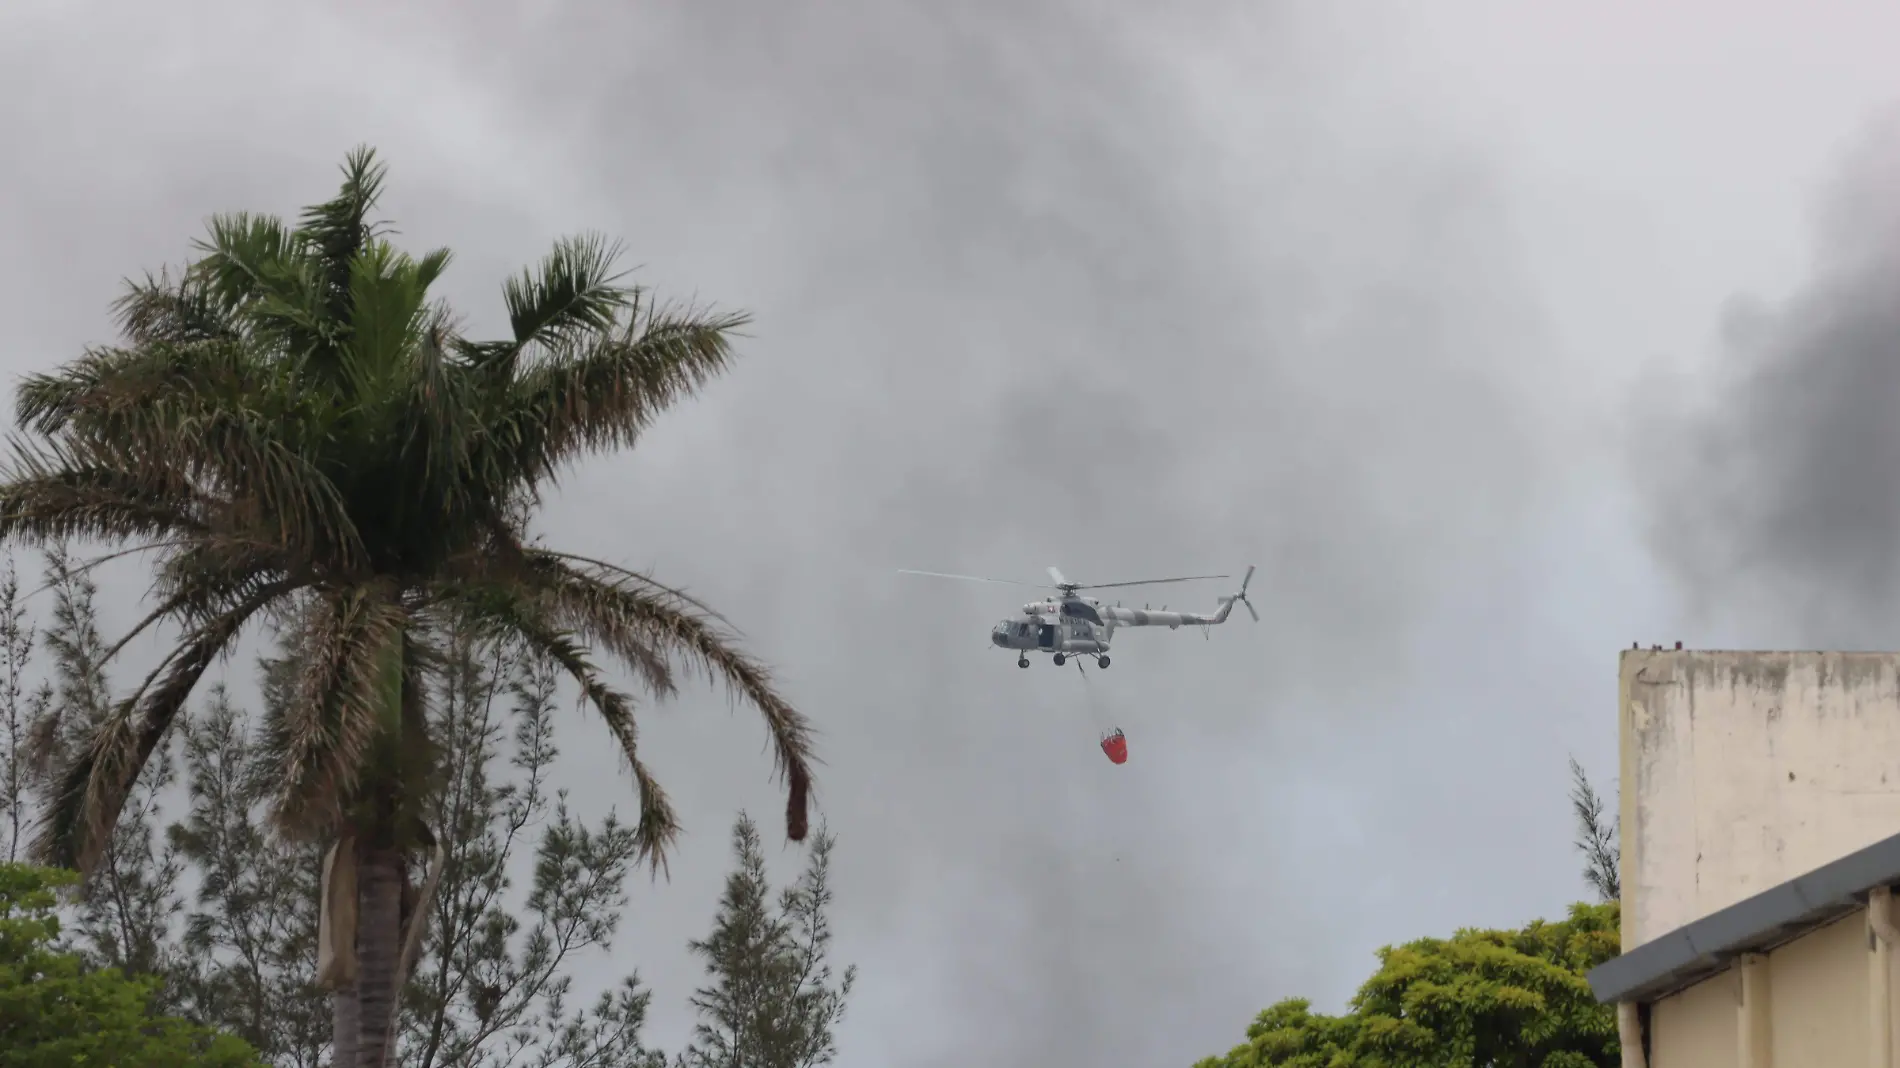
0, 147, 816, 1068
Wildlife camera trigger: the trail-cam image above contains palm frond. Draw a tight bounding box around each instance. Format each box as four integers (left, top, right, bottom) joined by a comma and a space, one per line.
190, 210, 339, 374
4, 332, 362, 570
6, 420, 361, 573
190, 211, 312, 315
486, 291, 751, 487
0, 447, 210, 546
101, 545, 308, 669
499, 233, 632, 361
523, 554, 814, 843
393, 318, 490, 533
446, 541, 677, 699
19, 540, 188, 602
110, 268, 246, 347
31, 578, 293, 873
531, 548, 734, 625
189, 210, 298, 293
264, 587, 407, 839
299, 145, 392, 311
13, 339, 266, 437
530, 636, 682, 875
340, 240, 451, 393
449, 583, 682, 871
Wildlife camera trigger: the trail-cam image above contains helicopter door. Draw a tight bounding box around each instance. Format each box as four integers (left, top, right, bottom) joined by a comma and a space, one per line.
1036, 624, 1055, 649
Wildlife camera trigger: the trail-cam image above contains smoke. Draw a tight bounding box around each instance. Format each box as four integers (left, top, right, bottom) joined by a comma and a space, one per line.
1638, 110, 1900, 647
522, 6, 1560, 1065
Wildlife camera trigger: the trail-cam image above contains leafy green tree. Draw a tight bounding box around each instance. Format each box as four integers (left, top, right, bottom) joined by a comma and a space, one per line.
0, 148, 818, 1067
0, 862, 262, 1067
1194, 903, 1621, 1068
679, 814, 856, 1068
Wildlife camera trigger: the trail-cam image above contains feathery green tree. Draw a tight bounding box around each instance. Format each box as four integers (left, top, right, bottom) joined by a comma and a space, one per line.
1567, 757, 1619, 903
679, 814, 855, 1068
0, 147, 816, 1067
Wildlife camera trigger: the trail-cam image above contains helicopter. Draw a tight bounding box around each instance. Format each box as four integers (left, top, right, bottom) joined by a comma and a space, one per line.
898, 564, 1257, 668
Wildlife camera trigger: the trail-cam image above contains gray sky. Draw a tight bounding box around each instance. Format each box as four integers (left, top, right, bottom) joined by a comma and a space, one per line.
4, 1, 1900, 1064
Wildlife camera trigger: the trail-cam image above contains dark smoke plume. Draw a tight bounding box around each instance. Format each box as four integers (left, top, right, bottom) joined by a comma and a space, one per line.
1640, 110, 1900, 647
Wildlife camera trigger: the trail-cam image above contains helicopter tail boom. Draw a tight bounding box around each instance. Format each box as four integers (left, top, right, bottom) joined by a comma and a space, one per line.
1100, 565, 1256, 628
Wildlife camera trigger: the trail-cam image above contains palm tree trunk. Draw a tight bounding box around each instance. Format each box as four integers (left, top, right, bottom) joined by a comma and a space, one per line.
321, 835, 362, 1067
354, 845, 406, 1066
332, 989, 360, 1067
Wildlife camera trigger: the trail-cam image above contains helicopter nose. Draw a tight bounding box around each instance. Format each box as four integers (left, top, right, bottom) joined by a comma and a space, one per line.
991, 629, 1006, 646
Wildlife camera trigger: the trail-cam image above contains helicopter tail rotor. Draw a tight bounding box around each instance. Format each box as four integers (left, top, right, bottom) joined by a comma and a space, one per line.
1235, 565, 1259, 622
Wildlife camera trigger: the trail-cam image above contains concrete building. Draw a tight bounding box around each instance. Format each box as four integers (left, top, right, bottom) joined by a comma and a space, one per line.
1590, 830, 1900, 1066
1585, 649, 1900, 1067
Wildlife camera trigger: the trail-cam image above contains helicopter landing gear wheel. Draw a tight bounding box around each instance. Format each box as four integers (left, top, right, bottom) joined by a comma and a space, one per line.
1097, 656, 1110, 669
1053, 654, 1067, 666
1017, 657, 1030, 668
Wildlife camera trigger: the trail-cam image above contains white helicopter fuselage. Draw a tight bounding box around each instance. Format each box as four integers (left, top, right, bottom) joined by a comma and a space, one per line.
989, 594, 1242, 657
990, 609, 1105, 656
897, 562, 1255, 669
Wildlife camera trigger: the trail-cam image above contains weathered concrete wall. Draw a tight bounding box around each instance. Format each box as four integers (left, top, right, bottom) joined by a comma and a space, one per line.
1620, 650, 1900, 951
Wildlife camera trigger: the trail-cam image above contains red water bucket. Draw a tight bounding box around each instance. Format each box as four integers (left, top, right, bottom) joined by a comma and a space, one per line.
1100, 729, 1128, 765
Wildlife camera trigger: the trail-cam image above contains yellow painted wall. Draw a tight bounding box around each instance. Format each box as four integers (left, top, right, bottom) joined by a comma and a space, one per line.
1769, 914, 1866, 1064
1646, 911, 1884, 1066
1649, 969, 1736, 1068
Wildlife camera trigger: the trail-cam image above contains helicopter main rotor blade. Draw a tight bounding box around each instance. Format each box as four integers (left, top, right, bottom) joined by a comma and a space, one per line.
897, 569, 1052, 589
1070, 573, 1230, 591
1047, 566, 1070, 587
